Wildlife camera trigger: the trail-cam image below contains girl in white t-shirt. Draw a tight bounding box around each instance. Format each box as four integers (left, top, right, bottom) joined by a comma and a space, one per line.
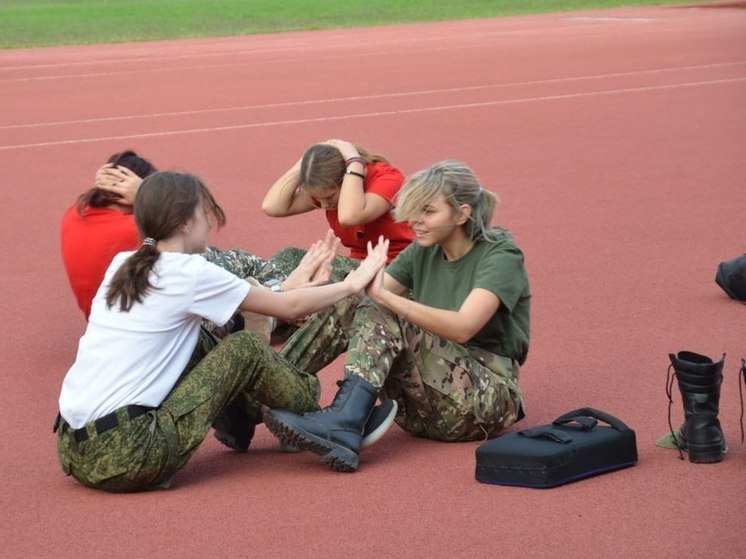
56, 171, 388, 492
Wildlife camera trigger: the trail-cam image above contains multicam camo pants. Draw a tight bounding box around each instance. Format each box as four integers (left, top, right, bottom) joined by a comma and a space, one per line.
280, 294, 525, 442
271, 247, 359, 284
201, 246, 284, 336
203, 246, 283, 284
57, 330, 319, 492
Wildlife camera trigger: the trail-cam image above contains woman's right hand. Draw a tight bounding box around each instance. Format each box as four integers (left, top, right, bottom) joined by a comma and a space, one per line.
282, 230, 340, 290
94, 164, 143, 206
343, 236, 389, 292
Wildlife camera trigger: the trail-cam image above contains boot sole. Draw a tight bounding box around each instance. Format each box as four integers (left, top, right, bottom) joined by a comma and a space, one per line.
264, 412, 359, 472
213, 430, 249, 453
688, 444, 726, 463
361, 399, 397, 450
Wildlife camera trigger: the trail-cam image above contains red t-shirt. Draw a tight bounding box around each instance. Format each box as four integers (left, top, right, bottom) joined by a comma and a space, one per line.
60, 204, 140, 319
325, 161, 414, 262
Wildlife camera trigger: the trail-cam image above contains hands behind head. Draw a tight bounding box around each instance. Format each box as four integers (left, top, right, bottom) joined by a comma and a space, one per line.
283, 230, 340, 290
94, 164, 143, 206
323, 139, 358, 161
345, 236, 389, 293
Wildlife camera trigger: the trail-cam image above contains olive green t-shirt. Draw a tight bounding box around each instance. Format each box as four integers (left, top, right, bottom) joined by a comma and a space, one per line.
386, 233, 531, 364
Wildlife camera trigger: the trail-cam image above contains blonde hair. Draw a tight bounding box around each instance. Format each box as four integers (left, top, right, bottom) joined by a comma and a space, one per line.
395, 160, 502, 242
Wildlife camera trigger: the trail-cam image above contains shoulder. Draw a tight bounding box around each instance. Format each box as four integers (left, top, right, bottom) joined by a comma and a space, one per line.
160, 252, 217, 272
367, 161, 404, 179
393, 242, 441, 267
478, 230, 524, 258
365, 162, 404, 195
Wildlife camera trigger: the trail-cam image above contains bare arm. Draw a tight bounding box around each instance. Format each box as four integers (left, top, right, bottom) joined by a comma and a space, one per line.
326, 139, 393, 227
368, 270, 500, 344
261, 158, 317, 217
239, 237, 390, 320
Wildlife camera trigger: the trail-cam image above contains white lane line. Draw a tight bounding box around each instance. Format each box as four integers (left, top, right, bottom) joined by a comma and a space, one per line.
1, 76, 743, 152
564, 17, 656, 23
2, 61, 744, 131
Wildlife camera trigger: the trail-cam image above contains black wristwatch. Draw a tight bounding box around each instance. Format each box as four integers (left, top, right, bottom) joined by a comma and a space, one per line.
264, 279, 283, 293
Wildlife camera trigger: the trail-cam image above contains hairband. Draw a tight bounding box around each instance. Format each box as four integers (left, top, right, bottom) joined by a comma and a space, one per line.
143, 237, 157, 246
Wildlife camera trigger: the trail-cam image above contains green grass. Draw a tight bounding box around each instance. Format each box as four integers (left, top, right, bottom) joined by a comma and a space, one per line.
0, 0, 680, 49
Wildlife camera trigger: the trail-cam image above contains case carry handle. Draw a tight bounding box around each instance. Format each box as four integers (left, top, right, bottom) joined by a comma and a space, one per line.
553, 407, 633, 433
518, 427, 573, 444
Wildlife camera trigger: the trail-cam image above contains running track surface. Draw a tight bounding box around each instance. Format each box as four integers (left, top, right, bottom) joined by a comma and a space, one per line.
1, 3, 744, 558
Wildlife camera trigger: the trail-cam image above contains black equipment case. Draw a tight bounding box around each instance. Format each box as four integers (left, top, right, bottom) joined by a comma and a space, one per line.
475, 408, 637, 488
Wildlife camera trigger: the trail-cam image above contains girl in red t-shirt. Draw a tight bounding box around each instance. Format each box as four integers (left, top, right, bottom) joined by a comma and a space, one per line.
263, 139, 414, 282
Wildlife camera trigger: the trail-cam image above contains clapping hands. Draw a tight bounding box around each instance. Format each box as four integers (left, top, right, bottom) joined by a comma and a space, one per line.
282, 230, 340, 290
344, 236, 389, 292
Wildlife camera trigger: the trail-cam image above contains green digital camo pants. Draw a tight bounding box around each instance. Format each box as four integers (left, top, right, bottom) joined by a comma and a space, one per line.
280, 294, 525, 442
57, 330, 319, 492
271, 247, 359, 284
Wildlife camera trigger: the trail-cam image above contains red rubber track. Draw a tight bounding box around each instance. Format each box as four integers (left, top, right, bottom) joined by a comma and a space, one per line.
0, 3, 744, 558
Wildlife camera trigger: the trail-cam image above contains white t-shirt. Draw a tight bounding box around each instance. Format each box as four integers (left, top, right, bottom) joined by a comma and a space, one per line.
59, 251, 251, 428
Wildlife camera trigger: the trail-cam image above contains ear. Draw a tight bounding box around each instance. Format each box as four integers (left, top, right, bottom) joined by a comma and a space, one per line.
179, 216, 194, 235
455, 203, 472, 226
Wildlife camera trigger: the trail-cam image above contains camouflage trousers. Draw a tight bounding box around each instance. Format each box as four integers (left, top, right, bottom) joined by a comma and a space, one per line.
271, 247, 359, 284
280, 295, 525, 441
57, 330, 319, 493
203, 246, 283, 284
202, 246, 285, 336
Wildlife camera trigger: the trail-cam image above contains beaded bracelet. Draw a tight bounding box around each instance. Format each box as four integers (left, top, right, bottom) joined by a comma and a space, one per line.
344, 156, 366, 168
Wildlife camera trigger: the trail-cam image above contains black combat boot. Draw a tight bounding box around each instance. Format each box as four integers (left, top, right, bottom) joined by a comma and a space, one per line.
264, 375, 379, 472
213, 401, 256, 453
667, 351, 726, 463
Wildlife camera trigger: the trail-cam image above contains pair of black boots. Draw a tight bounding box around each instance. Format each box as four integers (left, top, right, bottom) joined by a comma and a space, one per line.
667, 351, 746, 463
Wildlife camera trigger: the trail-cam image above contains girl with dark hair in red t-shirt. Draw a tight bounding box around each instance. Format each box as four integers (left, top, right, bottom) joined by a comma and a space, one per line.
61, 150, 284, 326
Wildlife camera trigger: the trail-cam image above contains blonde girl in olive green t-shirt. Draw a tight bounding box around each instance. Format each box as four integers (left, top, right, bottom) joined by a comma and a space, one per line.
264, 160, 530, 472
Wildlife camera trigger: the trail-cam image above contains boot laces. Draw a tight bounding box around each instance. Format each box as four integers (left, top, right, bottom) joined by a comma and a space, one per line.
665, 364, 685, 460
314, 379, 352, 415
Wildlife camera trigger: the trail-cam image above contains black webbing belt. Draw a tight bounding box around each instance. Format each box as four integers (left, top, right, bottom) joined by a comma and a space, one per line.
54, 405, 154, 442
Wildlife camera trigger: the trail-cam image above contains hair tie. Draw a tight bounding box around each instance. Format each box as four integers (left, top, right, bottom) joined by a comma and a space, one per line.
143, 237, 157, 247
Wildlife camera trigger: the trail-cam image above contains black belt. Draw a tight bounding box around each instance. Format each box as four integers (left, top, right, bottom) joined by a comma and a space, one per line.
64, 405, 154, 443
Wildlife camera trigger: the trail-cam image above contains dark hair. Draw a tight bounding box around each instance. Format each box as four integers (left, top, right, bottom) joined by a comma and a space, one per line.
105, 171, 226, 312
76, 150, 157, 214
299, 143, 387, 193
